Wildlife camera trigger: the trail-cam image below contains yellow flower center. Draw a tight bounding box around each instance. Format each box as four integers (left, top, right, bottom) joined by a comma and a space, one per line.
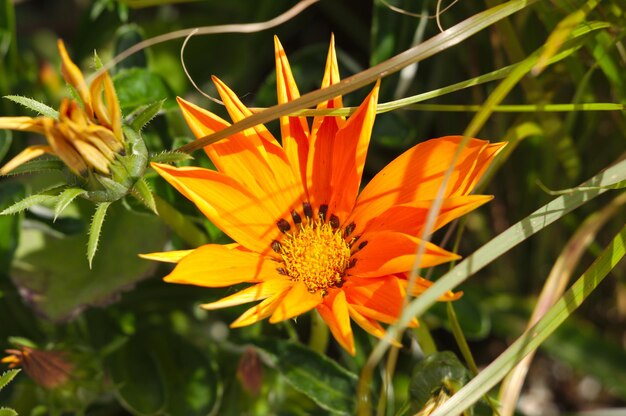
277, 219, 352, 294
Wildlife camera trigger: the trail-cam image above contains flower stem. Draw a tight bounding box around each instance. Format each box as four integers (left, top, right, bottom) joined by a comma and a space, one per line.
308, 310, 329, 354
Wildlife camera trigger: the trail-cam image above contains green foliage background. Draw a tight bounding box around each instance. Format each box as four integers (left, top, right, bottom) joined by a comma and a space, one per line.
1, 0, 626, 414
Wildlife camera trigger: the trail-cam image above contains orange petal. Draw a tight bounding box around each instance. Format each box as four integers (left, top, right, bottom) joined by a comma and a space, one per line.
316, 289, 355, 355
269, 281, 323, 323
0, 117, 46, 134
90, 72, 123, 142
350, 232, 460, 278
57, 39, 92, 117
163, 244, 281, 287
350, 137, 506, 230
342, 276, 404, 323
306, 35, 345, 208
152, 162, 282, 253
328, 81, 379, 221
0, 145, 54, 175
274, 36, 310, 196
43, 119, 89, 176
397, 275, 462, 301
177, 97, 303, 217
231, 289, 290, 327
360, 195, 493, 236
202, 279, 293, 310
347, 305, 404, 347
139, 250, 194, 263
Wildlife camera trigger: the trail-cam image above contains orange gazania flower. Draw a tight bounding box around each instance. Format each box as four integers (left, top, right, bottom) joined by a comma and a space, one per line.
0, 40, 123, 176
143, 36, 505, 354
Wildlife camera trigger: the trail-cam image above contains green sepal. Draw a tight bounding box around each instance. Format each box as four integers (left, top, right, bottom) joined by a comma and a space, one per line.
149, 151, 193, 164
4, 95, 59, 118
128, 99, 164, 131
87, 201, 111, 268
0, 192, 59, 215
54, 187, 87, 221
0, 369, 20, 391
1, 158, 66, 176
0, 408, 18, 416
130, 177, 157, 214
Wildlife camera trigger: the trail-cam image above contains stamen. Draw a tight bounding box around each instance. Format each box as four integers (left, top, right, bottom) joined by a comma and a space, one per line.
319, 204, 328, 221
277, 219, 291, 233
291, 210, 302, 225
329, 214, 340, 229
303, 202, 313, 218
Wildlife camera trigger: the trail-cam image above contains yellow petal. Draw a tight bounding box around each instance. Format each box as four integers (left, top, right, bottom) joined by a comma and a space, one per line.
57, 39, 92, 116
349, 232, 460, 278
202, 279, 292, 310
139, 250, 194, 263
90, 72, 123, 142
231, 289, 290, 327
0, 117, 46, 134
347, 304, 402, 347
317, 290, 354, 355
43, 119, 89, 176
0, 145, 54, 175
151, 162, 283, 254
269, 282, 323, 323
163, 244, 281, 287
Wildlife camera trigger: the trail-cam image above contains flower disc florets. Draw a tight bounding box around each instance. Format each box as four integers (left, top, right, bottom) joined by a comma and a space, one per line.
278, 219, 351, 294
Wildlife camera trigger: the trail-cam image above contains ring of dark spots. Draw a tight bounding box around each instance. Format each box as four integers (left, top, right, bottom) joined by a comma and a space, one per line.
329, 214, 340, 229
347, 258, 357, 269
277, 218, 291, 233
277, 267, 288, 275
291, 210, 302, 224
303, 202, 313, 218
271, 240, 282, 253
344, 222, 356, 237
318, 204, 328, 221
358, 241, 368, 250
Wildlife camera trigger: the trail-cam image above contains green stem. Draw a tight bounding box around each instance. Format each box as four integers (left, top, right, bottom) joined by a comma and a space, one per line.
153, 194, 208, 247
308, 310, 329, 354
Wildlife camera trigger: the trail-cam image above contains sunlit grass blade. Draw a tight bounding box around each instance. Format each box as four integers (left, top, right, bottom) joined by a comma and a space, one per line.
499, 191, 626, 415
430, 222, 626, 416
178, 0, 538, 154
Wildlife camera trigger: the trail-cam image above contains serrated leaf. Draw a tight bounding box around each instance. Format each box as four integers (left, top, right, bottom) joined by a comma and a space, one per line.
54, 188, 86, 220
87, 202, 111, 268
129, 100, 164, 131
0, 408, 18, 416
131, 177, 156, 214
0, 369, 20, 391
4, 95, 58, 118
1, 158, 65, 176
149, 151, 193, 164
255, 339, 357, 415
0, 193, 57, 215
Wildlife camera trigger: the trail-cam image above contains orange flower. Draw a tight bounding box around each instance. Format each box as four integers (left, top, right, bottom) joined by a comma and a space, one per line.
0, 40, 123, 176
2, 346, 73, 389
143, 36, 505, 354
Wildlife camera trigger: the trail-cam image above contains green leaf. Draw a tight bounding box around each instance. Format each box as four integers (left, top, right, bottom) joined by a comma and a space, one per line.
114, 24, 147, 70
54, 187, 86, 221
4, 95, 58, 118
409, 352, 471, 413
87, 202, 111, 268
255, 339, 358, 415
1, 158, 65, 176
114, 68, 171, 112
0, 182, 23, 274
107, 335, 166, 415
0, 369, 20, 391
149, 151, 193, 164
130, 177, 157, 214
0, 192, 57, 215
128, 100, 164, 131
11, 201, 167, 321
0, 408, 18, 416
